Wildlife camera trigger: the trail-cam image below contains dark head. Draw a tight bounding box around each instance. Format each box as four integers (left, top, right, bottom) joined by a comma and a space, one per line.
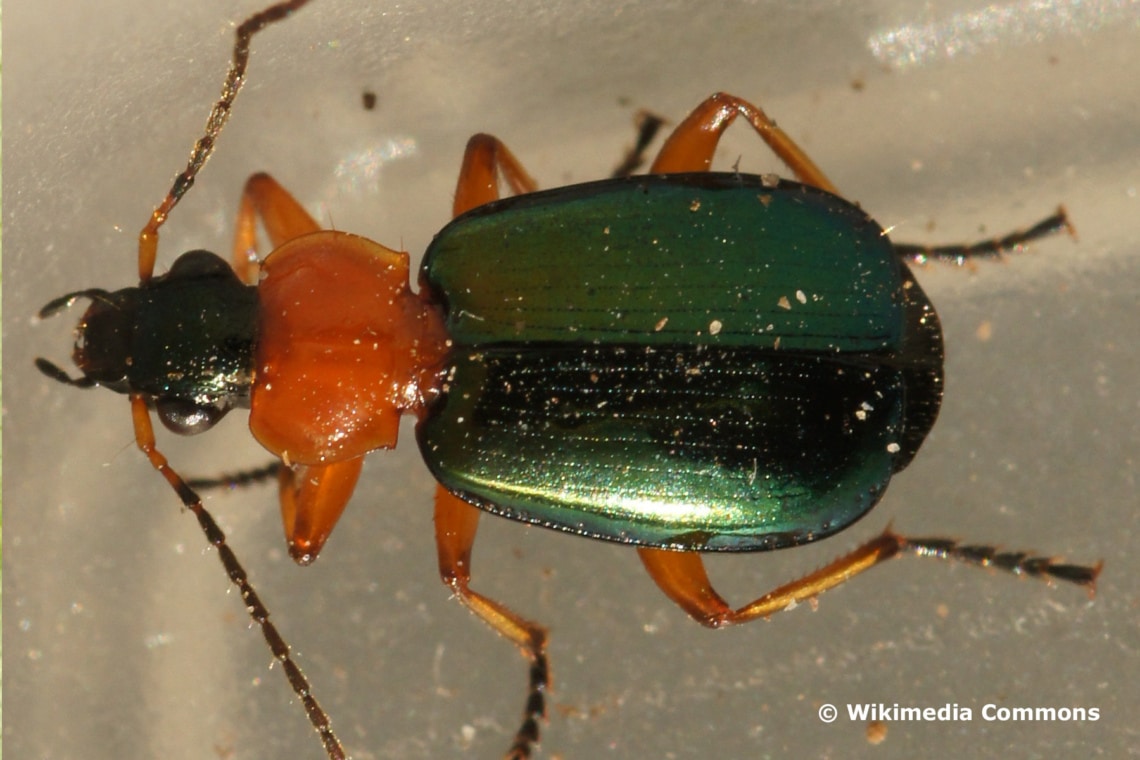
37, 250, 259, 435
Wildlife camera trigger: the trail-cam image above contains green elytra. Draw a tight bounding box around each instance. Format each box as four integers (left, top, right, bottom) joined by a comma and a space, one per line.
419, 173, 942, 550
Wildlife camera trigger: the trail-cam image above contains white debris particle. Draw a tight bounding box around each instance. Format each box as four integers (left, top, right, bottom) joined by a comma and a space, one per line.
887, 442, 901, 453
709, 319, 723, 335
796, 289, 807, 304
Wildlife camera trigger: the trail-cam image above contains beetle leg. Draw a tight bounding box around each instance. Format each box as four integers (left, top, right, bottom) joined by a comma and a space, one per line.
892, 206, 1075, 265
639, 528, 1101, 628
129, 396, 346, 758
650, 92, 839, 195
277, 456, 365, 565
186, 460, 283, 490
232, 171, 322, 283
435, 486, 549, 760
638, 531, 902, 628
611, 109, 668, 178
454, 134, 540, 216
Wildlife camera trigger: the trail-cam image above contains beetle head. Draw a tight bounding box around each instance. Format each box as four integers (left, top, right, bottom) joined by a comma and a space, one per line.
36, 250, 259, 435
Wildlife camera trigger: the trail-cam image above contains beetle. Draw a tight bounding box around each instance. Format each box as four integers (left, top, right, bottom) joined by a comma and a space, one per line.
35, 1, 1102, 758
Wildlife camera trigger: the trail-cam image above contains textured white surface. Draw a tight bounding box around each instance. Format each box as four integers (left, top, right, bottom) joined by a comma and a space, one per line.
5, 1, 1139, 758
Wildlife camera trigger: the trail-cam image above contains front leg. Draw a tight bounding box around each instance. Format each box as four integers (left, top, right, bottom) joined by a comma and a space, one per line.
231, 171, 321, 283
277, 457, 365, 565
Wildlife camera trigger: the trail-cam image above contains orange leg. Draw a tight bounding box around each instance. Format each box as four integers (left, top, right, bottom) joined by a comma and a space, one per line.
435, 487, 548, 760
654, 94, 1074, 264
232, 171, 321, 283
277, 457, 365, 565
453, 134, 539, 216
650, 92, 839, 194
639, 528, 1101, 629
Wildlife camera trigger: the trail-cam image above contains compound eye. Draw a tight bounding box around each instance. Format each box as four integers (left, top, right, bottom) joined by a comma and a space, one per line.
155, 397, 230, 435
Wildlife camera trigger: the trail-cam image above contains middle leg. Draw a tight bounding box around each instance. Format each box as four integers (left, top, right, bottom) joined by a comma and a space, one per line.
435, 486, 549, 760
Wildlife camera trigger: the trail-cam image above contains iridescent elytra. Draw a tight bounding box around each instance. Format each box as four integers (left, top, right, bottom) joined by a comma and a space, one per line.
30, 1, 1102, 758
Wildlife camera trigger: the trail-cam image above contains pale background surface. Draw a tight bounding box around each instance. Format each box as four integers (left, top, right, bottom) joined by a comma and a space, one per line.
4, 1, 1138, 758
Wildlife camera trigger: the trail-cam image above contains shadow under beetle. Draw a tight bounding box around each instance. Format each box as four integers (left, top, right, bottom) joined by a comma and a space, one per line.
36, 1, 1102, 757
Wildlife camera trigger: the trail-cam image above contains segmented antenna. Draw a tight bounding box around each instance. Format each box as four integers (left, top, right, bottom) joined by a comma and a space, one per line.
137, 0, 315, 281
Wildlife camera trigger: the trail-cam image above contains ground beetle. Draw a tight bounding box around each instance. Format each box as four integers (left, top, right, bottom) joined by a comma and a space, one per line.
36, 1, 1102, 757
